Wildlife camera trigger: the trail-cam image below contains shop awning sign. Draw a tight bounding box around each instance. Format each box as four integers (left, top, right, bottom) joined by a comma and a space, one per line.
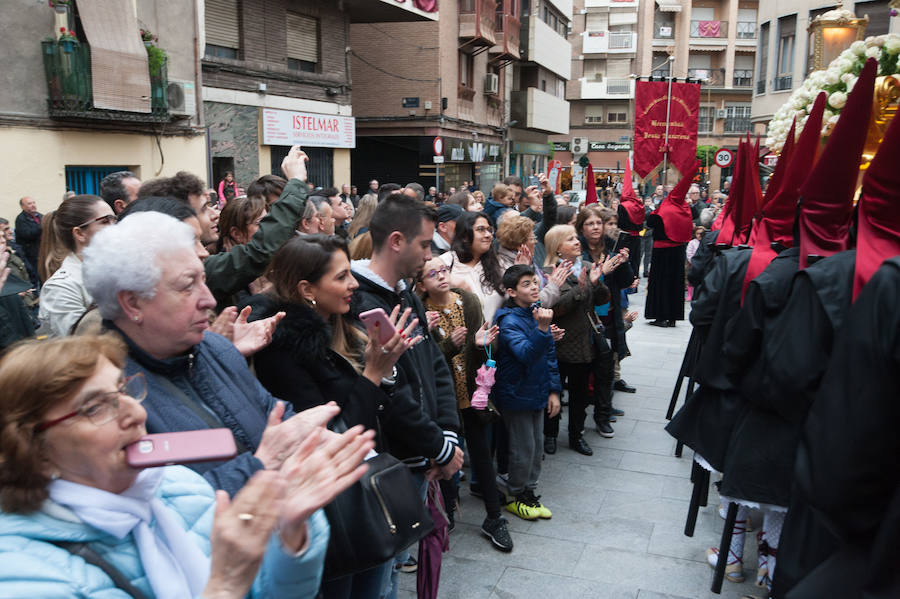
589, 141, 632, 152
262, 108, 356, 148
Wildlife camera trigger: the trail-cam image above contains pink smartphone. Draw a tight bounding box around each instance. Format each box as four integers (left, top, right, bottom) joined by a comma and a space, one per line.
359, 307, 397, 345
126, 429, 238, 469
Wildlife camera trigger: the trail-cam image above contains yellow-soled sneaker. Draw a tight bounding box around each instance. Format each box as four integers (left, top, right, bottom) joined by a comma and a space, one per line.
505, 497, 541, 521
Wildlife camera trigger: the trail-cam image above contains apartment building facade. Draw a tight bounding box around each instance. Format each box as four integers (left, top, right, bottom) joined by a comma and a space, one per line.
638, 0, 759, 187
202, 0, 436, 190
509, 0, 573, 178
550, 0, 641, 186
348, 0, 525, 192
0, 0, 206, 220
750, 0, 896, 137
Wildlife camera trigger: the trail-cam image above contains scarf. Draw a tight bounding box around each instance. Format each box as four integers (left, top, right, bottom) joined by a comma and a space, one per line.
49, 468, 210, 599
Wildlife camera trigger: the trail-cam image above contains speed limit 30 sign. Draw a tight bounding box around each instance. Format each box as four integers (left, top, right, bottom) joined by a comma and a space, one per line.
714, 148, 734, 168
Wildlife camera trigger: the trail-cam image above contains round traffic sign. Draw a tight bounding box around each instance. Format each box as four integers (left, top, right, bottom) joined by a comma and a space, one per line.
433, 137, 443, 156
714, 148, 734, 168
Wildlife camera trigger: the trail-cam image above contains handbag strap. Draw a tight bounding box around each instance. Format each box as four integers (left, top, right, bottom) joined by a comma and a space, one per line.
51, 541, 150, 599
153, 375, 251, 455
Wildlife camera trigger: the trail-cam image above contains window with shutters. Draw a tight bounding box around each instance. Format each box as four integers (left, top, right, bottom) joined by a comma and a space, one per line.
585, 12, 608, 32
775, 15, 795, 90
856, 0, 891, 36
606, 104, 629, 123
287, 13, 319, 72
757, 22, 769, 94
585, 105, 604, 124
205, 0, 241, 60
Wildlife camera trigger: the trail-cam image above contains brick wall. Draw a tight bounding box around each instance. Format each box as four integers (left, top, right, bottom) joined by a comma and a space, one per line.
202, 0, 351, 106
349, 0, 502, 130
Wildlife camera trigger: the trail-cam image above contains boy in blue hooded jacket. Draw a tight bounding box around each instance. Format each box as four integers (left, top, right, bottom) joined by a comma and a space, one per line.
491, 264, 562, 520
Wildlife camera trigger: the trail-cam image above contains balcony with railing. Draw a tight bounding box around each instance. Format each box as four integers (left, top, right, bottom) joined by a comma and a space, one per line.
582, 30, 636, 54
580, 77, 635, 99
733, 69, 753, 87
688, 67, 725, 87
490, 10, 520, 60
585, 0, 640, 8
459, 0, 498, 48
511, 87, 570, 134
651, 68, 670, 79
41, 40, 168, 122
690, 20, 728, 40
774, 75, 792, 91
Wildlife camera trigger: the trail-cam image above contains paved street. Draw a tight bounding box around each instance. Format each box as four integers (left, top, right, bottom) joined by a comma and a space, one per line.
400, 283, 764, 599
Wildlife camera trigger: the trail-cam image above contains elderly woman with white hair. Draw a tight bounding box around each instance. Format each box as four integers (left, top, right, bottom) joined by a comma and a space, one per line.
83, 212, 337, 497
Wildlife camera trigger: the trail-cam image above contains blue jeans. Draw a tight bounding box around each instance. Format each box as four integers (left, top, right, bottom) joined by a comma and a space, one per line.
383, 471, 428, 599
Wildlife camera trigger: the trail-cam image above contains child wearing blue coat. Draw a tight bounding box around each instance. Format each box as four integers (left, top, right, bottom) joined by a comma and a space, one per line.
491, 264, 562, 521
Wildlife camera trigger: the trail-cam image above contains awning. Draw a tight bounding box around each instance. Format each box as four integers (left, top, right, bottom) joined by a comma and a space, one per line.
76, 0, 151, 113
656, 0, 682, 13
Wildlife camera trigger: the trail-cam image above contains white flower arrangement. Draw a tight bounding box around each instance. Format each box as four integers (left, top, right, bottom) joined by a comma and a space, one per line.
765, 31, 900, 154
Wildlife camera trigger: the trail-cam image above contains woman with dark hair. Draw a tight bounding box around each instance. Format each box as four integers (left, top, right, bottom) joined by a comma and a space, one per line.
556, 205, 577, 227
217, 195, 268, 252
440, 211, 505, 323
38, 195, 116, 337
241, 234, 418, 598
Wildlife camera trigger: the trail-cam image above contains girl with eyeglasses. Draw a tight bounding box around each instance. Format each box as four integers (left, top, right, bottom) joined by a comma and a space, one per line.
416, 256, 509, 551
38, 194, 117, 337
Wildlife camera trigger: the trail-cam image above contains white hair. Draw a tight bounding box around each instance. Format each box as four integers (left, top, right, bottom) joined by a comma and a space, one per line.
83, 211, 196, 320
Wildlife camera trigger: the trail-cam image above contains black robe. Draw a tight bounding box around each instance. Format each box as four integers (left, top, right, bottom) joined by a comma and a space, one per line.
717, 247, 802, 507
750, 250, 856, 598
645, 214, 687, 321
618, 203, 644, 276
781, 256, 900, 599
665, 247, 752, 471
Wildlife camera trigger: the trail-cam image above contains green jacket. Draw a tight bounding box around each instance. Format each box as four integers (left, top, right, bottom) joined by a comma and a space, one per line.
205, 179, 308, 308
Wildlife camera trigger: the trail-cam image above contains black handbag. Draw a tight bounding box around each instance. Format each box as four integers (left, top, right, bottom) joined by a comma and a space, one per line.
586, 310, 611, 353
323, 451, 435, 581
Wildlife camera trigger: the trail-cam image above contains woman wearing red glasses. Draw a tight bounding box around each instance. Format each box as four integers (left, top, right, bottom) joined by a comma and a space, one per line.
38, 194, 117, 337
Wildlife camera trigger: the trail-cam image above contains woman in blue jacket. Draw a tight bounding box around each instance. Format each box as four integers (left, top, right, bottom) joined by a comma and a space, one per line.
0, 334, 373, 598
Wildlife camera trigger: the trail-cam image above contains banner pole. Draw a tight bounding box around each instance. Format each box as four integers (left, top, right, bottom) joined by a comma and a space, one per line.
662, 56, 675, 186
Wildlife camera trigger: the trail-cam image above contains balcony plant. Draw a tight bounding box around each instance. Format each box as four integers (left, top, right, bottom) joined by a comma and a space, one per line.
58, 27, 78, 52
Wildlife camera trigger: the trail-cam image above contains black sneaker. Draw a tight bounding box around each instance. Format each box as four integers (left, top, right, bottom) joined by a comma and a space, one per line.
544, 436, 557, 454
597, 421, 615, 438
481, 516, 514, 552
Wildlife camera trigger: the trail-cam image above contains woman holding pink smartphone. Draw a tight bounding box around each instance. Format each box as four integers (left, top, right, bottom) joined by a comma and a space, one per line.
241, 234, 419, 599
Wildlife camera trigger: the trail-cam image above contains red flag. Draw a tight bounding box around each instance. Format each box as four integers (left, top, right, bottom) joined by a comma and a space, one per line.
584, 163, 598, 205
633, 80, 700, 178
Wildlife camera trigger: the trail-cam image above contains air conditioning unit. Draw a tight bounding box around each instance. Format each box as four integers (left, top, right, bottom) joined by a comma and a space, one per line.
572, 137, 588, 155
167, 79, 197, 117
716, 108, 728, 119
483, 73, 499, 95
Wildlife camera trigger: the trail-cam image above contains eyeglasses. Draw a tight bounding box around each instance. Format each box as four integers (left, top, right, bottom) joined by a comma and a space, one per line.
424, 266, 450, 280
77, 214, 117, 229
474, 225, 494, 235
35, 373, 147, 433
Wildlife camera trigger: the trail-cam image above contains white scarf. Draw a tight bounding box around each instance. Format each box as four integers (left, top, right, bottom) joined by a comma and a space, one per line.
49, 468, 210, 599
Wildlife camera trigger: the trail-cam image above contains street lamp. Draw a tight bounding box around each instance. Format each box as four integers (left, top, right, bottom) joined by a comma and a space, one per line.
808, 9, 869, 72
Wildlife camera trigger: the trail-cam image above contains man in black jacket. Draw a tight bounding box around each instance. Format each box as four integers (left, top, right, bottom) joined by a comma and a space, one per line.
350, 192, 463, 584
14, 196, 42, 272
350, 192, 463, 478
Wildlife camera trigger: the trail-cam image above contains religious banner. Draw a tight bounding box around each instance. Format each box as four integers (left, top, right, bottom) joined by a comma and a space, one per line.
633, 80, 701, 179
